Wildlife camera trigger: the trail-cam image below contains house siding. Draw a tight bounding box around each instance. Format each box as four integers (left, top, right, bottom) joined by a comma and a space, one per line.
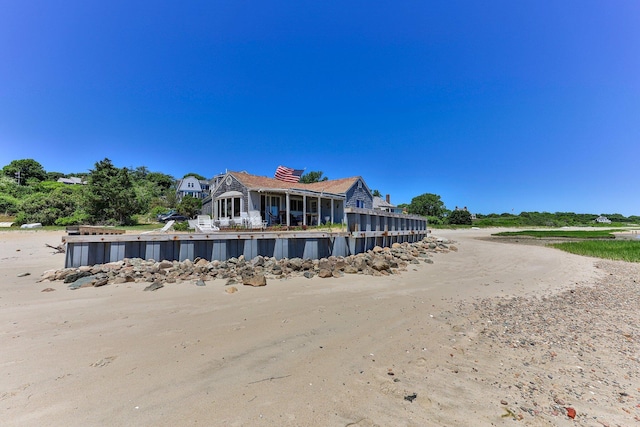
345, 179, 373, 209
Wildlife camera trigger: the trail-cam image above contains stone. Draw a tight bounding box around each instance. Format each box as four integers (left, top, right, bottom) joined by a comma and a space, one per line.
371, 259, 390, 271
225, 286, 238, 294
344, 265, 358, 274
143, 282, 164, 291
158, 260, 173, 269
195, 279, 206, 286
93, 277, 109, 287
318, 268, 333, 278
243, 274, 267, 287
64, 271, 92, 283
68, 276, 97, 289
303, 271, 315, 279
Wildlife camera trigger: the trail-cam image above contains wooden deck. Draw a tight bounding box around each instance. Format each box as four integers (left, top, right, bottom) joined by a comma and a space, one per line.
66, 226, 125, 236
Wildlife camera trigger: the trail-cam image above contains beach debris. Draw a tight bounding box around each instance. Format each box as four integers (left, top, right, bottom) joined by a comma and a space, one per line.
45, 243, 65, 253
225, 286, 238, 294
41, 287, 56, 292
404, 393, 417, 402
90, 356, 117, 367
143, 282, 164, 291
565, 407, 576, 419
17, 272, 30, 277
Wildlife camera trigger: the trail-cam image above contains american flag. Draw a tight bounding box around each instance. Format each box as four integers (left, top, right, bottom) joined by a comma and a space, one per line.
274, 166, 304, 183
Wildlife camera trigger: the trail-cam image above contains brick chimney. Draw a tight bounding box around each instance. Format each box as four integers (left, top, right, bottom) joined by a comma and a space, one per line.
385, 194, 390, 204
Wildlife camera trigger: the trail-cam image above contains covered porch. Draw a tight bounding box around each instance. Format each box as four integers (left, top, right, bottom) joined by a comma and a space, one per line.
250, 189, 345, 227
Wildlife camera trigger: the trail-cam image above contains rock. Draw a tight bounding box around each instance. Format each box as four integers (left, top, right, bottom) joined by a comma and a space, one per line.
64, 271, 92, 283
143, 282, 164, 291
318, 268, 333, 278
158, 260, 173, 269
41, 287, 56, 292
372, 245, 383, 253
17, 272, 31, 277
68, 276, 96, 289
93, 277, 109, 287
371, 259, 390, 271
195, 279, 206, 286
303, 271, 315, 279
225, 286, 238, 294
243, 274, 266, 287
344, 265, 358, 274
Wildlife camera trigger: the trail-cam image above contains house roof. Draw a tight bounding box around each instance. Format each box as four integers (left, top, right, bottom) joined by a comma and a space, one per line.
373, 196, 394, 209
228, 171, 362, 196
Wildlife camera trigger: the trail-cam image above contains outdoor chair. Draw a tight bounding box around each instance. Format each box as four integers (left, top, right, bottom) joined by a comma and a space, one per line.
142, 220, 175, 234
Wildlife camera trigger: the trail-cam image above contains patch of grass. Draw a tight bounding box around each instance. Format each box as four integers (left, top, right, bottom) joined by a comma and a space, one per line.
493, 229, 619, 239
551, 240, 640, 262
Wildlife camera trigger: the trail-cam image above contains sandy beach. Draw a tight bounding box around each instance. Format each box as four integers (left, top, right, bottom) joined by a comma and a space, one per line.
1, 228, 638, 426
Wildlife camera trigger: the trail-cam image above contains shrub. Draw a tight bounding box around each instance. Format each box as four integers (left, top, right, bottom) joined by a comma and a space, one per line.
448, 209, 472, 225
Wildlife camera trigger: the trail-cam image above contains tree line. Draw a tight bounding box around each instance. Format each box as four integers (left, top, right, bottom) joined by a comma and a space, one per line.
1, 158, 189, 226
2, 159, 637, 227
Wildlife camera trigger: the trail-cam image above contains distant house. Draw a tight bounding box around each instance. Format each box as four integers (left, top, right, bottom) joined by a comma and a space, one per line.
595, 215, 611, 224
176, 176, 210, 201
57, 177, 87, 185
373, 194, 403, 214
202, 171, 373, 226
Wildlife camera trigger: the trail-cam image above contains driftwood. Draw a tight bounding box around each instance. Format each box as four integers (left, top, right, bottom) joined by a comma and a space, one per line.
45, 243, 65, 254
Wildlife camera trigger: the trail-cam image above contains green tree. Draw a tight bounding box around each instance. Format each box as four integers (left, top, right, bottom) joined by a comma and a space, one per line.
448, 209, 472, 225
2, 159, 46, 184
372, 189, 382, 197
407, 193, 446, 219
85, 158, 139, 225
16, 184, 84, 225
299, 171, 328, 183
177, 195, 202, 218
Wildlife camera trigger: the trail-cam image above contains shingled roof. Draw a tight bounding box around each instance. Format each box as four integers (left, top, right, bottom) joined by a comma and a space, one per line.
229, 171, 361, 195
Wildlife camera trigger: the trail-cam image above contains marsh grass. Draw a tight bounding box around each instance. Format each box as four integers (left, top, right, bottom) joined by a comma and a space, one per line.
550, 240, 640, 262
493, 230, 618, 239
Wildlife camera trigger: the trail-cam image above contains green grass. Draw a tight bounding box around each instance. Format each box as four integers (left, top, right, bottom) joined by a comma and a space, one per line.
551, 240, 640, 262
493, 229, 619, 239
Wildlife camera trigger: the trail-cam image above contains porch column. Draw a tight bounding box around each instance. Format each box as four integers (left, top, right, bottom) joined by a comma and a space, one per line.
330, 199, 334, 224
286, 192, 290, 227
317, 195, 321, 226
302, 195, 307, 226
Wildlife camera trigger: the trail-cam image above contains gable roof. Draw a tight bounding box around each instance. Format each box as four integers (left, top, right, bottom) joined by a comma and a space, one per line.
228, 171, 361, 196
373, 196, 394, 209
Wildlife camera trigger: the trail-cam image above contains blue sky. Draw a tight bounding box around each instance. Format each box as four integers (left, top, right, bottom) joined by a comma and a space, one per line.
1, 1, 638, 215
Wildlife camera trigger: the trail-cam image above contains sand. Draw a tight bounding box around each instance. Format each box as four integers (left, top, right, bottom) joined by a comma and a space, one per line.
1, 228, 638, 426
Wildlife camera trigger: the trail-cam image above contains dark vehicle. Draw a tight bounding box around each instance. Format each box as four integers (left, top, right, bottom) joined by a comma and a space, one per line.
156, 210, 176, 221
159, 213, 188, 223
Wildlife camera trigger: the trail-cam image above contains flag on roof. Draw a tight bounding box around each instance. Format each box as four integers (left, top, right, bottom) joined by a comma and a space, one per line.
274, 166, 304, 183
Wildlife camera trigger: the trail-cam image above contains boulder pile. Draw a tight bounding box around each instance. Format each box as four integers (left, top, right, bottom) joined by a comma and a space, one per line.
40, 237, 457, 290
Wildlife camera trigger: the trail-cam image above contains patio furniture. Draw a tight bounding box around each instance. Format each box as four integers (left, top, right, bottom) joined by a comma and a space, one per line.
195, 215, 219, 232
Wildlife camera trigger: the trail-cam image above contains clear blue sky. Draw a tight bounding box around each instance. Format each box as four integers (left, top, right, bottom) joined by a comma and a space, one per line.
1, 1, 638, 215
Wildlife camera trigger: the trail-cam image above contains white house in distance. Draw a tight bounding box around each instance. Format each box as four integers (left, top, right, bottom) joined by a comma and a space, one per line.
57, 177, 87, 185
176, 176, 210, 202
595, 215, 611, 224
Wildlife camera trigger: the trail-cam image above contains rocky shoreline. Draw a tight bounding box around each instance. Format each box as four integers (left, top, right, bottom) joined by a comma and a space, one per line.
39, 236, 457, 291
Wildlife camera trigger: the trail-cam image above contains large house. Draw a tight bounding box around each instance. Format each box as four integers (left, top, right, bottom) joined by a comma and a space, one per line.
202, 171, 374, 227
176, 176, 210, 202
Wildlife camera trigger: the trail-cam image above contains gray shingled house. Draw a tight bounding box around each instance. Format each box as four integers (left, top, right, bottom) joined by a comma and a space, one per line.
202, 171, 373, 227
